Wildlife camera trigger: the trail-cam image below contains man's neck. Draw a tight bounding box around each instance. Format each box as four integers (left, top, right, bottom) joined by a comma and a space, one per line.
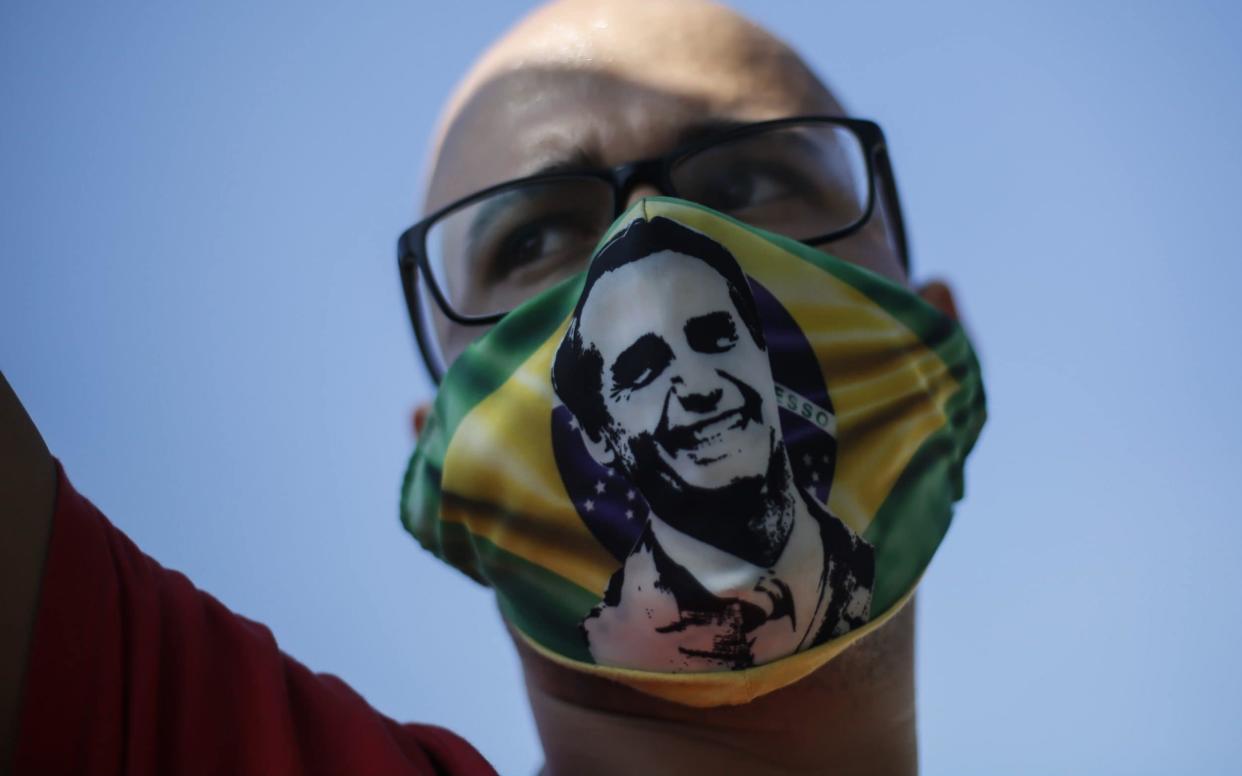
647, 490, 827, 661
510, 599, 919, 776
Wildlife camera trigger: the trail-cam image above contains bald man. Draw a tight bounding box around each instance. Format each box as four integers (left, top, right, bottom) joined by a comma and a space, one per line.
3, 2, 958, 774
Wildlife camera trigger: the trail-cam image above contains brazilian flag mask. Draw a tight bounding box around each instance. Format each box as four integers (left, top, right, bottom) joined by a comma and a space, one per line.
402, 197, 986, 707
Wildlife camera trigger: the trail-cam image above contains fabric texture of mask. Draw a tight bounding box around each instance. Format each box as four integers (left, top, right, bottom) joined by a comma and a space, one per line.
401, 197, 986, 707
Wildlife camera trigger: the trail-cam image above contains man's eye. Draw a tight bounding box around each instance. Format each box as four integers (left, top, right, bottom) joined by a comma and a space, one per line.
611, 334, 674, 395
684, 311, 738, 354
484, 216, 594, 282
697, 162, 806, 213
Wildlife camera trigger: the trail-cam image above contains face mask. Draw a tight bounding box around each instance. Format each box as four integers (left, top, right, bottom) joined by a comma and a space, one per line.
401, 197, 986, 707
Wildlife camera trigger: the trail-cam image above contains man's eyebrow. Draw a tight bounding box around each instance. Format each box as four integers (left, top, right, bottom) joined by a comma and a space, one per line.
462, 118, 753, 243
527, 146, 599, 176
610, 332, 673, 394
527, 118, 751, 175
673, 118, 752, 148
458, 148, 598, 272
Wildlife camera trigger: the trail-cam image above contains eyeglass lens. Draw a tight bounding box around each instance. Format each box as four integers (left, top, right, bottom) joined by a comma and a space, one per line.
423, 122, 869, 323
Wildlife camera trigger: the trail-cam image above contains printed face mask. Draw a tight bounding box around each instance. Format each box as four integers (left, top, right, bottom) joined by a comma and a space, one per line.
401, 197, 986, 707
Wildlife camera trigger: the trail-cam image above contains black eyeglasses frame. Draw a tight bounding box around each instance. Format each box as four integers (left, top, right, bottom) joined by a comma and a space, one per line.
397, 115, 910, 382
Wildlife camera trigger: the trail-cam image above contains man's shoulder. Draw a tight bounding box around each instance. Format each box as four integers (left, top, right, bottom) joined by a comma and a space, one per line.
16, 463, 498, 776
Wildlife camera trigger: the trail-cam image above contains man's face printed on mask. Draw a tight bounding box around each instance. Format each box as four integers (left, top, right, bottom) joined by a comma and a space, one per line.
554, 217, 811, 571
546, 217, 879, 669
575, 250, 777, 491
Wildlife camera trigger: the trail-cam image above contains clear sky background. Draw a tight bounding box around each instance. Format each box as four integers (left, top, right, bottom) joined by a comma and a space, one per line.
3, 2, 1240, 774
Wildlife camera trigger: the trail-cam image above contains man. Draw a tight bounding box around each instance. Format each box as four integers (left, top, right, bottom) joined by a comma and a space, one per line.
551, 216, 874, 671
412, 8, 961, 774
3, 1, 963, 774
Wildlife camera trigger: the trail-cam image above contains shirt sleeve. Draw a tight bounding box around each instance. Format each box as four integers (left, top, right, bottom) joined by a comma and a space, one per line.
14, 462, 497, 776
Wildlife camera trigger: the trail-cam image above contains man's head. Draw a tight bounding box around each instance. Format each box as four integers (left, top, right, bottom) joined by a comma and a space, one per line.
411, 2, 947, 770
553, 216, 777, 490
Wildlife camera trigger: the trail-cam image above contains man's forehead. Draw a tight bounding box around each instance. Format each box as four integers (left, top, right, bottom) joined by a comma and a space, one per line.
579, 251, 730, 350
436, 0, 828, 139
424, 0, 839, 212
426, 70, 713, 209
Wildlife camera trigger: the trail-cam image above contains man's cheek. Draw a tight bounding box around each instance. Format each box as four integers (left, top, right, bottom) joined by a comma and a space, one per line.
611, 393, 662, 436
625, 432, 665, 479
733, 347, 772, 387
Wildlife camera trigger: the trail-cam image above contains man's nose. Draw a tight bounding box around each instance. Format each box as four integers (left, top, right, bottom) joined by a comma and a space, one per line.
623, 184, 662, 209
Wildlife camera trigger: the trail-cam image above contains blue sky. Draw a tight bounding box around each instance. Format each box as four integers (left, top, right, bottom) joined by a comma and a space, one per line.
3, 2, 1240, 774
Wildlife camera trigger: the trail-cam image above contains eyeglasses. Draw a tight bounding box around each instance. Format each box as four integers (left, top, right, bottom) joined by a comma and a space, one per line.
398, 115, 909, 381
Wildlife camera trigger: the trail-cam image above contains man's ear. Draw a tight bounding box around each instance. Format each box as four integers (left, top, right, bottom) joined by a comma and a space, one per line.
412, 402, 432, 439
916, 279, 960, 322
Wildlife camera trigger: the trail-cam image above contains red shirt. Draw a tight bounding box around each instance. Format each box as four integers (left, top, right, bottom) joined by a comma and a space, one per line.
15, 463, 498, 776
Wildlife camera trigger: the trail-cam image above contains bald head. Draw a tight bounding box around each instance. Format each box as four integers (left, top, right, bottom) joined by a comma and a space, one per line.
427, 0, 843, 203
421, 0, 906, 366
431, 0, 837, 160
448, 0, 827, 102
